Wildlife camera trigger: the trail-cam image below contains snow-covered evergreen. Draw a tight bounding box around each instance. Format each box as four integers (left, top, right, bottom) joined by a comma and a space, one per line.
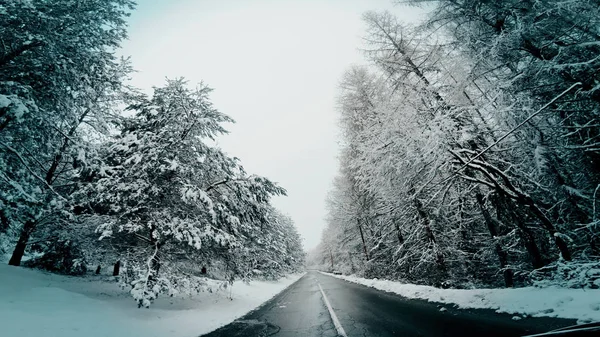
1, 0, 305, 309
77, 79, 302, 307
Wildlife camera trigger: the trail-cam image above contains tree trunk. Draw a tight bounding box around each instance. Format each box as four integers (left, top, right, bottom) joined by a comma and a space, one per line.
7, 108, 93, 265
148, 253, 161, 287
45, 107, 91, 185
520, 229, 545, 269
113, 261, 120, 276
520, 196, 572, 261
462, 154, 573, 262
147, 225, 162, 289
330, 249, 334, 271
395, 222, 404, 245
414, 198, 437, 244
476, 193, 513, 287
8, 220, 36, 266
493, 193, 545, 269
357, 220, 370, 261
414, 198, 446, 275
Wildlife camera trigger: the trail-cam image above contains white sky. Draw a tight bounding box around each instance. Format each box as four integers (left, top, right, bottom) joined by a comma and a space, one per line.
120, 0, 425, 250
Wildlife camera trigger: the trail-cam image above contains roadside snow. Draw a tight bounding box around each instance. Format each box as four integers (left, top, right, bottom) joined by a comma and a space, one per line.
0, 264, 304, 337
321, 272, 600, 324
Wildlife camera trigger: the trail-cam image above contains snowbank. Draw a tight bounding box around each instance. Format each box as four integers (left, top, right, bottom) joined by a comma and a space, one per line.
321, 272, 600, 324
0, 264, 304, 337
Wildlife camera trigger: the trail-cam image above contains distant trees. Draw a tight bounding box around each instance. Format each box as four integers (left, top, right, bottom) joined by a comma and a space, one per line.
316, 1, 600, 289
1, 0, 304, 307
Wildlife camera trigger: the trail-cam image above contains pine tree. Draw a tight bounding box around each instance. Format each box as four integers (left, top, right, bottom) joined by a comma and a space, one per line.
79, 79, 288, 307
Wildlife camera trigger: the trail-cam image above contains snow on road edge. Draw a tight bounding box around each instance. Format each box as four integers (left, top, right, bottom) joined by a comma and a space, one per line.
0, 263, 305, 337
320, 272, 600, 324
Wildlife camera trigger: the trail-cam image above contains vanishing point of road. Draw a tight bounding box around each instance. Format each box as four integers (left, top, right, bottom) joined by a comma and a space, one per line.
201, 271, 574, 337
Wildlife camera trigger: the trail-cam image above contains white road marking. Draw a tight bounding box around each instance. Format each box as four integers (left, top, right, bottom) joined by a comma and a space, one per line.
317, 281, 348, 337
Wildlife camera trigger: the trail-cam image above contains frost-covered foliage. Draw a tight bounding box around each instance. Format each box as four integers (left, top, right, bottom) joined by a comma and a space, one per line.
0, 0, 134, 267
75, 79, 303, 307
230, 209, 306, 281
1, 1, 304, 308
531, 260, 600, 289
316, 3, 600, 289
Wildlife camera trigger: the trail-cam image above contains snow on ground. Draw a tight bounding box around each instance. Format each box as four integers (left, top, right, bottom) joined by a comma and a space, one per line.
321, 272, 600, 324
0, 264, 304, 337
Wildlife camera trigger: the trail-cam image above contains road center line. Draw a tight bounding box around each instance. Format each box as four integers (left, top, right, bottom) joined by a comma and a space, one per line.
317, 281, 348, 337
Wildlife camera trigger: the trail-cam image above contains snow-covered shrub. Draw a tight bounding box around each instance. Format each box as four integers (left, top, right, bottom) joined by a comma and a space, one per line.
530, 260, 600, 289
131, 275, 171, 308
126, 259, 231, 308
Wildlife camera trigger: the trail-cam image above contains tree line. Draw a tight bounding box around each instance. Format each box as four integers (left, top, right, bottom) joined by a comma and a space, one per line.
312, 0, 600, 289
0, 0, 304, 308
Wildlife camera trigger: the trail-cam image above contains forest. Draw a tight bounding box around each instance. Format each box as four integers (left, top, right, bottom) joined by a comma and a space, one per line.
312, 0, 600, 289
0, 0, 304, 308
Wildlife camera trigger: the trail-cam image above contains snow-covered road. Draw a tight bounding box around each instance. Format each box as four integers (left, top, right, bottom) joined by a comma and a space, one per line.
0, 264, 304, 337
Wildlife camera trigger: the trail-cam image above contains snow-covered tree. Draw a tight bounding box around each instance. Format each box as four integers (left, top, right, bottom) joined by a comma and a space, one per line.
408, 0, 600, 280
231, 208, 305, 281
0, 0, 135, 266
78, 79, 293, 307
318, 4, 600, 288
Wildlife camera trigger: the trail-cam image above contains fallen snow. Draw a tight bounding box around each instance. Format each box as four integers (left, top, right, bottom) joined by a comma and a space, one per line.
0, 264, 304, 337
321, 272, 600, 324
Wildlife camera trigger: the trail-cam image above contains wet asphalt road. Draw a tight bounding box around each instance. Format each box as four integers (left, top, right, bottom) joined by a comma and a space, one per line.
201, 271, 575, 337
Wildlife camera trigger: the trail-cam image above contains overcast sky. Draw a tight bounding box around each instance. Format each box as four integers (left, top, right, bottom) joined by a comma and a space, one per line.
120, 0, 425, 251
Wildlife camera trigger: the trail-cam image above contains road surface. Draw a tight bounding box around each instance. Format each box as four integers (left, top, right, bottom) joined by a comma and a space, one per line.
201, 271, 575, 337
